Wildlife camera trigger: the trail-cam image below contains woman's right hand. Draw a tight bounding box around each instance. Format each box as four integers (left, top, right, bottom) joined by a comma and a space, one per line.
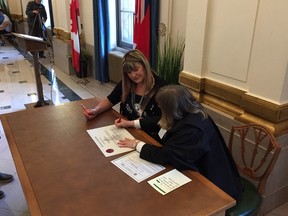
114, 118, 135, 128
83, 108, 97, 120
81, 99, 113, 120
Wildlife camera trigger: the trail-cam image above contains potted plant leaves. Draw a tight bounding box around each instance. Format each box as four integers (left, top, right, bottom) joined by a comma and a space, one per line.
156, 34, 185, 84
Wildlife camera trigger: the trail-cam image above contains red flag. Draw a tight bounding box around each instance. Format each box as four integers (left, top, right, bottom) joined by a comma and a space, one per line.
70, 0, 81, 73
134, 0, 151, 60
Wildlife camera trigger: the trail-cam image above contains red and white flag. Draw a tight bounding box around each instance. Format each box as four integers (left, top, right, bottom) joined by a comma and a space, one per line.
134, 0, 151, 60
70, 0, 81, 73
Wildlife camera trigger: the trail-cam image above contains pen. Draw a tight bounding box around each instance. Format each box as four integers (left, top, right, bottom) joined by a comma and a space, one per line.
81, 104, 88, 114
81, 104, 86, 109
117, 111, 122, 123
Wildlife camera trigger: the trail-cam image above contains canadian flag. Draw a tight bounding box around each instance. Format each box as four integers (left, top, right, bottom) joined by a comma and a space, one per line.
70, 0, 81, 73
134, 0, 151, 60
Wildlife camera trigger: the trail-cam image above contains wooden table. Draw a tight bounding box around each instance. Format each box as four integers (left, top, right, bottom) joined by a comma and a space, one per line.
1, 99, 235, 216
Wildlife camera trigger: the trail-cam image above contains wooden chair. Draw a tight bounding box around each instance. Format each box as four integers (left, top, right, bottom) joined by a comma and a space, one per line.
226, 124, 281, 216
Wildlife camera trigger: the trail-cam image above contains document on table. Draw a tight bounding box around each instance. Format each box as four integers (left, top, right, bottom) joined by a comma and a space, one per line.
148, 169, 192, 195
87, 125, 134, 157
111, 151, 165, 183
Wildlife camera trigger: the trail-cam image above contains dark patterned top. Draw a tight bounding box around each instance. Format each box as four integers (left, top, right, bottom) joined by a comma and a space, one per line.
107, 73, 166, 139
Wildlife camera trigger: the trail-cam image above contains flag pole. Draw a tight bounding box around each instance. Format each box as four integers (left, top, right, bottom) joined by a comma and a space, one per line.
70, 0, 89, 85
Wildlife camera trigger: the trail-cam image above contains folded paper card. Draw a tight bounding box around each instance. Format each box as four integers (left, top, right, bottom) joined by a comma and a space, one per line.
148, 169, 192, 195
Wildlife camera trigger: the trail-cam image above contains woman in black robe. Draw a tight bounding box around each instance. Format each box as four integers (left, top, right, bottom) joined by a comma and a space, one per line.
118, 84, 243, 201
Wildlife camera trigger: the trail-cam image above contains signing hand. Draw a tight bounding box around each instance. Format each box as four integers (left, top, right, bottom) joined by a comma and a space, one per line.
115, 118, 135, 128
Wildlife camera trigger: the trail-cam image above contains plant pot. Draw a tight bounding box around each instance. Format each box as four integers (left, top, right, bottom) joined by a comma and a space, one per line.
76, 59, 88, 78
68, 57, 76, 75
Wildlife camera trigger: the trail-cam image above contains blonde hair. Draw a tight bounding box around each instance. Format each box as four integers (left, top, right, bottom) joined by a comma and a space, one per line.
156, 85, 207, 130
121, 49, 155, 102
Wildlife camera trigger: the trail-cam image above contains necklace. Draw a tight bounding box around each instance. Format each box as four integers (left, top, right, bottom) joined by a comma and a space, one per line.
134, 95, 144, 111
132, 92, 145, 116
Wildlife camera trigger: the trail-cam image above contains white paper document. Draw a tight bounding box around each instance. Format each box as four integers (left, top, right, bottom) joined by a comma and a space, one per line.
111, 151, 165, 183
87, 125, 134, 157
148, 169, 192, 195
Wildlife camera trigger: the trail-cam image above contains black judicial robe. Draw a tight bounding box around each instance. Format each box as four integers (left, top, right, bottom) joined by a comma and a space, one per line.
140, 113, 243, 200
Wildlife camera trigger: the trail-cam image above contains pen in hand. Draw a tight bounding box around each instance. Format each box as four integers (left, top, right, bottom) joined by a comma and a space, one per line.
81, 104, 88, 115
117, 117, 121, 123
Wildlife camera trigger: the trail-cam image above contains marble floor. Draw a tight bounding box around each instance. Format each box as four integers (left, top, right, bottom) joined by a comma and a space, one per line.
0, 38, 287, 215
0, 38, 116, 215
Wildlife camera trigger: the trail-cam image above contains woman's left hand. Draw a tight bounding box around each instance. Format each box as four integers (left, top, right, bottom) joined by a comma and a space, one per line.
118, 138, 139, 149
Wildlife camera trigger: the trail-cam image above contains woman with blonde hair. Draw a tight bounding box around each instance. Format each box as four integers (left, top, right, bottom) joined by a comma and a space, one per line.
83, 49, 166, 139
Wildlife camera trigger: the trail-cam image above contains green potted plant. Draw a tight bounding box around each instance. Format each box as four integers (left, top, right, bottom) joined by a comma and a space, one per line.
156, 34, 185, 84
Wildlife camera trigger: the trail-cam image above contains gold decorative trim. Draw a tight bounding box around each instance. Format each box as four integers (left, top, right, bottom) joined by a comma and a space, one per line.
10, 14, 25, 22
203, 94, 244, 117
204, 79, 246, 106
242, 94, 288, 122
179, 71, 288, 136
53, 28, 71, 44
235, 113, 288, 136
179, 71, 204, 101
178, 71, 204, 92
53, 28, 86, 45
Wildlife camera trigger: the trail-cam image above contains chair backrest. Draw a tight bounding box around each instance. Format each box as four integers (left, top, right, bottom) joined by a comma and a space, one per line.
228, 123, 281, 194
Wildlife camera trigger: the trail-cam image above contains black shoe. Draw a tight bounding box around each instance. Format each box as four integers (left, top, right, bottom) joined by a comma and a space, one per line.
0, 172, 14, 183
39, 54, 46, 58
0, 190, 5, 199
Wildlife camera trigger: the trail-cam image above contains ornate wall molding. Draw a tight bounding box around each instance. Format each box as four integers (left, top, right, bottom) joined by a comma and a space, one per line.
53, 28, 70, 44
179, 71, 288, 136
53, 28, 86, 46
10, 14, 25, 21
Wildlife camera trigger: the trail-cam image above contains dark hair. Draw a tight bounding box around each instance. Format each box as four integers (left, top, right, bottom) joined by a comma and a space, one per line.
121, 49, 155, 103
156, 85, 207, 129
